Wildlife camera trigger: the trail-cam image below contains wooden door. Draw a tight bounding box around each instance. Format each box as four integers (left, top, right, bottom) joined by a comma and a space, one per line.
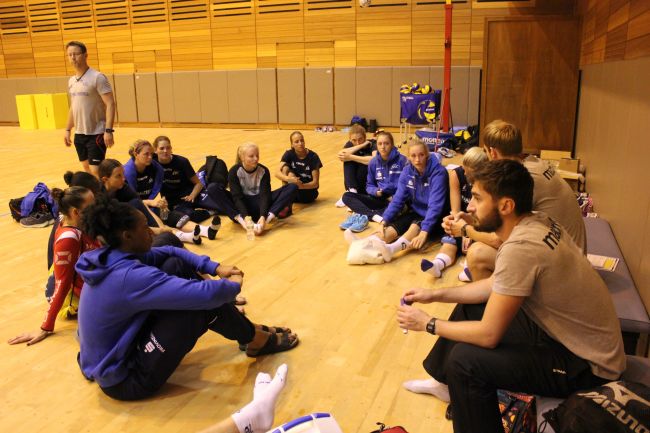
481, 16, 580, 154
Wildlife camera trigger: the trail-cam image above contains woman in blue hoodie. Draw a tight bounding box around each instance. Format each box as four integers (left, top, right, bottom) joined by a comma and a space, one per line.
76, 198, 298, 401
341, 131, 407, 224
358, 139, 449, 261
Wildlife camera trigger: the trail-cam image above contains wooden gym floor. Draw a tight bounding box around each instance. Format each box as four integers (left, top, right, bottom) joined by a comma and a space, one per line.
0, 126, 461, 433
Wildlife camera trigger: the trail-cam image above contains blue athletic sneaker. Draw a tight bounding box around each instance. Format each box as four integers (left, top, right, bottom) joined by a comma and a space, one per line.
349, 214, 369, 232
340, 213, 360, 230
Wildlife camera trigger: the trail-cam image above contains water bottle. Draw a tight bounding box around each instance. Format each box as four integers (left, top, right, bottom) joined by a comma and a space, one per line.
245, 216, 254, 241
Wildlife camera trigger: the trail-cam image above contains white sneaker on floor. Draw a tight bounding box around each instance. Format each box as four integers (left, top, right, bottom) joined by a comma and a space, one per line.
403, 378, 450, 402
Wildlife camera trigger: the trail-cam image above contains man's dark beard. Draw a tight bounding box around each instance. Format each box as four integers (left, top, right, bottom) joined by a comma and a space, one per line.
473, 206, 502, 233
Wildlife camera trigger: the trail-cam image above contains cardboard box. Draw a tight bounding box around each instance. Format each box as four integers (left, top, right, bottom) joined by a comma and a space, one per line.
559, 158, 580, 172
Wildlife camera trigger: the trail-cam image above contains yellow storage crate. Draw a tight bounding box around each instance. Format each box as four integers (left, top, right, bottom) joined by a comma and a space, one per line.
34, 93, 69, 129
16, 94, 39, 129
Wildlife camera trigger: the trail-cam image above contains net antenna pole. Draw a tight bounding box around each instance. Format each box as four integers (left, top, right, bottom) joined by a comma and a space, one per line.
441, 0, 453, 132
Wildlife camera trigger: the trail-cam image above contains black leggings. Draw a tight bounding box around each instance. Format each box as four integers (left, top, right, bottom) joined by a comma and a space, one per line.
424, 303, 608, 433
341, 192, 388, 217
100, 256, 255, 401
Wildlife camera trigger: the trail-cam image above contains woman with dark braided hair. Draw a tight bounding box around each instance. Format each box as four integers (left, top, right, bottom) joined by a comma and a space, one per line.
9, 186, 99, 346
75, 197, 298, 400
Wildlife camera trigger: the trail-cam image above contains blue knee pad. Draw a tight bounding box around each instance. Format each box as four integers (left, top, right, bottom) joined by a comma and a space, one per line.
441, 235, 457, 245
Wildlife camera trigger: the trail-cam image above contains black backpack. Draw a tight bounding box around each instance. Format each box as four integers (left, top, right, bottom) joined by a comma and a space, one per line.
542, 380, 650, 433
198, 155, 228, 188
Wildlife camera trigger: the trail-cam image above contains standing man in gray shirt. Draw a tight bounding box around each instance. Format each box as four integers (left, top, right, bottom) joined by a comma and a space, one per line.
63, 41, 115, 177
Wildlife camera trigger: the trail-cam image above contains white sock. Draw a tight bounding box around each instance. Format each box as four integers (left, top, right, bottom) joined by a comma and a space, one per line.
349, 188, 358, 193
458, 267, 472, 282
422, 253, 452, 278
387, 236, 411, 256
175, 230, 194, 243
266, 213, 276, 224
231, 364, 288, 433
199, 225, 210, 238
371, 214, 383, 223
335, 197, 345, 207
402, 378, 450, 402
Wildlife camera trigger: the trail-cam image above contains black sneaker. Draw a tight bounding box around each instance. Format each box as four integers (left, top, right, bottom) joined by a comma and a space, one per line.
20, 212, 54, 228
278, 206, 292, 219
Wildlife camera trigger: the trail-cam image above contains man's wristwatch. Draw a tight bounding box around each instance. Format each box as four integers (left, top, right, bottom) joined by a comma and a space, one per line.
105, 128, 115, 134
426, 317, 437, 335
461, 223, 470, 238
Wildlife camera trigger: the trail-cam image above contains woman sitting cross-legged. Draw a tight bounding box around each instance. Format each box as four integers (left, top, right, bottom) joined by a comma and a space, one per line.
275, 131, 322, 204
76, 197, 298, 401
420, 146, 488, 278
214, 142, 298, 236
340, 131, 407, 231
345, 139, 449, 261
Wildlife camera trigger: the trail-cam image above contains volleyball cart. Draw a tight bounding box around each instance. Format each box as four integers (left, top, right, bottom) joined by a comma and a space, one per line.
399, 89, 441, 147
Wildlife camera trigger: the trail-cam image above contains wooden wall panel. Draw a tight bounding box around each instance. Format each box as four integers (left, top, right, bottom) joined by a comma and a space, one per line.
305, 67, 333, 124
277, 68, 305, 123
577, 0, 650, 65
169, 0, 212, 71
130, 0, 171, 72
135, 73, 159, 122
255, 2, 304, 68
412, 2, 472, 66
356, 2, 411, 66
257, 68, 277, 123
575, 57, 650, 311
60, 0, 97, 76
28, 0, 66, 76
304, 5, 355, 66
210, 1, 257, 69
93, 0, 134, 74
0, 0, 580, 77
198, 70, 228, 123
1, 1, 36, 77
334, 67, 355, 125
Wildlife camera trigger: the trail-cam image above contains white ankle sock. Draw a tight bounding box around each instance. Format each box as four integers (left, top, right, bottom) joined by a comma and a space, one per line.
199, 225, 210, 238
387, 236, 411, 256
402, 378, 450, 402
266, 213, 276, 224
422, 253, 452, 277
231, 364, 288, 433
349, 188, 358, 193
175, 231, 194, 243
371, 214, 383, 223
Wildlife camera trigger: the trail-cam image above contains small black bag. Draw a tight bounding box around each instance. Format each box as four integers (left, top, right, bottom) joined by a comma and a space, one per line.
199, 155, 228, 188
542, 380, 650, 433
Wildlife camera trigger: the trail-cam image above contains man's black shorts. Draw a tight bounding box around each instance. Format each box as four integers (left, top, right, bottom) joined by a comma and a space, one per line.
74, 133, 106, 166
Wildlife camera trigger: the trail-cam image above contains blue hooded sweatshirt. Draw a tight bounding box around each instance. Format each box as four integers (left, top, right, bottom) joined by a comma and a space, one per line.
123, 158, 164, 200
365, 147, 408, 198
75, 245, 240, 388
382, 156, 449, 233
